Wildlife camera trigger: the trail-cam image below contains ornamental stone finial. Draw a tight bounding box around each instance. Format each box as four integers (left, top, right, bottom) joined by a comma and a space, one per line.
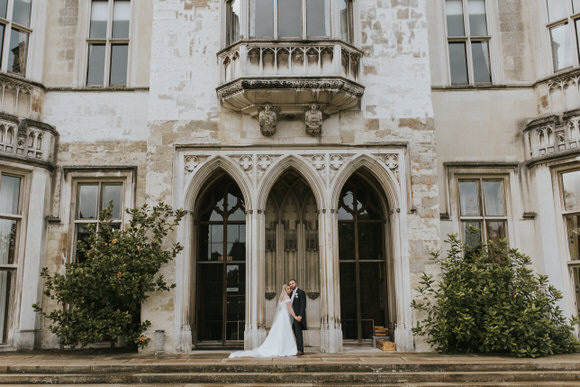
304, 104, 323, 136
258, 104, 279, 136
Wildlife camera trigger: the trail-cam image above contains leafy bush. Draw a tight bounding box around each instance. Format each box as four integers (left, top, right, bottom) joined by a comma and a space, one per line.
411, 233, 579, 357
34, 202, 185, 349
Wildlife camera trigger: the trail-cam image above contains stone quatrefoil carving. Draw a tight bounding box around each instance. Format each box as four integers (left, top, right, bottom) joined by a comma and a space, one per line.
183, 152, 401, 184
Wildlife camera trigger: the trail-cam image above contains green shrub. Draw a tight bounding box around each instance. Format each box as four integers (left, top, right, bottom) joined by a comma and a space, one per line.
34, 202, 185, 349
411, 233, 579, 357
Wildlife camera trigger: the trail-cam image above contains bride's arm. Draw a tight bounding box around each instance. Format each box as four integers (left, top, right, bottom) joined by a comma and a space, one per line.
285, 300, 298, 320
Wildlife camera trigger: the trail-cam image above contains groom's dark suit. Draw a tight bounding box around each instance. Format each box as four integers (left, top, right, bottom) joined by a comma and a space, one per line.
291, 287, 307, 353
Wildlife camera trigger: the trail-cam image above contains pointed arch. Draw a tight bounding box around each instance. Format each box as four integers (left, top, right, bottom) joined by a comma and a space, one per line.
257, 155, 326, 211
331, 154, 401, 212
184, 155, 254, 214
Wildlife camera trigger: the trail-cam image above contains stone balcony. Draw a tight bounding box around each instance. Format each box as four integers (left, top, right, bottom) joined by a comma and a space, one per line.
216, 40, 364, 136
523, 109, 580, 162
0, 72, 45, 121
0, 113, 58, 168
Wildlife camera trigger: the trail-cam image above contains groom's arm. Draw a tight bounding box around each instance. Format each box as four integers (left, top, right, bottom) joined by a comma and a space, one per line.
298, 289, 306, 317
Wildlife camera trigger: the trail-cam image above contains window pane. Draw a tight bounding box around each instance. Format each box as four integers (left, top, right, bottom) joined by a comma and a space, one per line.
446, 0, 465, 36
0, 25, 5, 66
339, 262, 356, 339
551, 23, 572, 71
459, 181, 480, 216
90, 1, 108, 38
566, 214, 580, 260
75, 224, 92, 262
0, 219, 16, 265
0, 175, 20, 215
278, 0, 301, 37
576, 19, 580, 63
209, 224, 224, 261
87, 44, 105, 85
226, 191, 245, 221
101, 184, 122, 219
77, 184, 98, 219
339, 222, 354, 260
483, 180, 505, 216
0, 0, 6, 19
462, 221, 482, 246
338, 190, 355, 220
472, 41, 491, 82
358, 222, 383, 260
562, 170, 580, 211
571, 266, 580, 318
449, 42, 468, 84
250, 0, 273, 37
112, 1, 130, 38
8, 29, 28, 75
197, 264, 223, 341
486, 221, 506, 244
339, 0, 351, 42
359, 262, 386, 339
227, 224, 245, 261
547, 0, 568, 23
307, 0, 327, 37
12, 0, 31, 27
228, 0, 240, 44
574, 0, 580, 13
109, 44, 128, 86
0, 270, 12, 344
468, 0, 487, 35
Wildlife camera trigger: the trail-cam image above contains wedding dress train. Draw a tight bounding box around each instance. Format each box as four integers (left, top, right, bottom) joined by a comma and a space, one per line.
229, 298, 297, 358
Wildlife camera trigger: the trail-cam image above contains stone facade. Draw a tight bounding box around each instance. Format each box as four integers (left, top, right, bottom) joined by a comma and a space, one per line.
0, 0, 578, 353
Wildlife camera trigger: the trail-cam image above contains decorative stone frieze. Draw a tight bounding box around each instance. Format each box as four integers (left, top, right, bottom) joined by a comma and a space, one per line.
375, 153, 400, 181
184, 155, 210, 173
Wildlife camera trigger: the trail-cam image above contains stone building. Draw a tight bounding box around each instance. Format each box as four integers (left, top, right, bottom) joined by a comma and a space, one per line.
0, 0, 578, 353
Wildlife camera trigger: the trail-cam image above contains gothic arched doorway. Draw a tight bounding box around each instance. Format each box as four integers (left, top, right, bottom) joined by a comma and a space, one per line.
194, 173, 246, 345
264, 169, 320, 340
338, 170, 391, 342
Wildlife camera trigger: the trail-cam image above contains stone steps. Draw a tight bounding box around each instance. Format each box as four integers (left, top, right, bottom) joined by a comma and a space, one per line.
2, 366, 580, 384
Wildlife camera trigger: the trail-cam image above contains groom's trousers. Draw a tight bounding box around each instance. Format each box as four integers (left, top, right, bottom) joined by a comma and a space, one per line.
292, 321, 304, 352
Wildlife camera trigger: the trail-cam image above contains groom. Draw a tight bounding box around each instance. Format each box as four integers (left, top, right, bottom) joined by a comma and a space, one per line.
288, 279, 306, 356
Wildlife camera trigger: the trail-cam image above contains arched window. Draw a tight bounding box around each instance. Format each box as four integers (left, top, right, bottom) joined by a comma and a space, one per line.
338, 173, 389, 341
196, 174, 246, 345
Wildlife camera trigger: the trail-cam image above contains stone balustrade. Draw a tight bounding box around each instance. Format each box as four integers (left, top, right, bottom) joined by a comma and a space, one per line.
0, 114, 58, 167
216, 40, 365, 121
524, 110, 580, 161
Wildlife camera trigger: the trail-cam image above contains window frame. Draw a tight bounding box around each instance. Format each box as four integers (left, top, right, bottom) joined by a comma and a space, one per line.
85, 0, 132, 88
444, 0, 492, 85
456, 176, 509, 245
65, 168, 135, 263
545, 0, 580, 73
0, 0, 33, 77
0, 167, 26, 347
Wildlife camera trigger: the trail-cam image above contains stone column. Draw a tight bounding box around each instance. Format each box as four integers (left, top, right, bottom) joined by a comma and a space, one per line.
532, 165, 574, 316
16, 168, 50, 350
390, 209, 414, 352
244, 209, 267, 349
319, 208, 342, 353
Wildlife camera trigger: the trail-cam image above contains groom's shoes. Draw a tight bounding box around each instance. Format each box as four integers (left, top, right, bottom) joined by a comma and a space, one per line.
296, 351, 304, 356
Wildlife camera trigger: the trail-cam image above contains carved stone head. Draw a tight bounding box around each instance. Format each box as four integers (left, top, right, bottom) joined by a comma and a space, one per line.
304, 104, 323, 136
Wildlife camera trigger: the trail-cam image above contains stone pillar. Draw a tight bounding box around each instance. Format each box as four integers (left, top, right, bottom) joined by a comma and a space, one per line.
391, 209, 414, 352
532, 165, 574, 316
319, 208, 342, 353
244, 209, 267, 349
16, 168, 50, 350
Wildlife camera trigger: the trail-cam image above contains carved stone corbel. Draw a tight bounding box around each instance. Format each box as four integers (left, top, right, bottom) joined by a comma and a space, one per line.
258, 103, 279, 136
304, 104, 323, 136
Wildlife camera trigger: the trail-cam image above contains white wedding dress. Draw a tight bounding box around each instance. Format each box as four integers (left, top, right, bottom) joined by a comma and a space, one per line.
229, 298, 297, 358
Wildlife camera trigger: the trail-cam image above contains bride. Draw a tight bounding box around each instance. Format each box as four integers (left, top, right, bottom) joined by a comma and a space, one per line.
229, 284, 298, 358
